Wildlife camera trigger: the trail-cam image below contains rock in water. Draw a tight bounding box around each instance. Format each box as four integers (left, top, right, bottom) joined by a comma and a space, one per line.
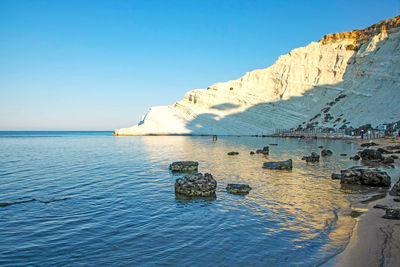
383, 208, 400, 220
256, 146, 269, 155
360, 149, 383, 161
331, 173, 341, 180
175, 173, 217, 197
263, 159, 292, 170
169, 161, 199, 172
227, 152, 239, 155
389, 179, 400, 196
321, 149, 333, 156
350, 155, 361, 160
340, 167, 391, 186
302, 152, 320, 162
226, 184, 252, 195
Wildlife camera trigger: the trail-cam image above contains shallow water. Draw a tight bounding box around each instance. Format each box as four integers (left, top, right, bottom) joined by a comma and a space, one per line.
0, 132, 397, 266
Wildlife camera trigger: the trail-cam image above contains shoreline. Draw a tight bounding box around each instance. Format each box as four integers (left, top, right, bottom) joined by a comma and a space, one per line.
323, 137, 400, 267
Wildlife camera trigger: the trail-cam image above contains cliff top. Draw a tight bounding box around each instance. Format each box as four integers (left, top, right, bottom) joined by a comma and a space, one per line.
320, 15, 400, 45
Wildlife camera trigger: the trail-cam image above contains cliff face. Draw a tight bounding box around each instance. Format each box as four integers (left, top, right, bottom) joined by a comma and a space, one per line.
115, 16, 400, 136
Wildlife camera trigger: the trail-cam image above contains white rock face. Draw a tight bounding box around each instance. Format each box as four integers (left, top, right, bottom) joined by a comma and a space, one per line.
115, 16, 400, 136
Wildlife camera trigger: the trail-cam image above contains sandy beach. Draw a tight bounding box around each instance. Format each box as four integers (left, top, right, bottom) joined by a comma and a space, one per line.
324, 137, 400, 267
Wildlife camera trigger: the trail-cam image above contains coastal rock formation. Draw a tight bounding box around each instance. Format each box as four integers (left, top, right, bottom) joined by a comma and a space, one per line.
302, 152, 320, 162
382, 208, 400, 220
389, 179, 400, 196
169, 161, 199, 172
350, 155, 361, 160
262, 159, 292, 170
227, 152, 239, 155
226, 184, 252, 195
256, 146, 269, 155
115, 16, 400, 136
340, 167, 391, 186
321, 149, 333, 156
175, 173, 217, 197
360, 149, 384, 161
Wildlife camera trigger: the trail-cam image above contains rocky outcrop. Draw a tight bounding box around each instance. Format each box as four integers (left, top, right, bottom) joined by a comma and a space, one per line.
175, 173, 217, 197
383, 208, 400, 220
321, 149, 333, 156
350, 155, 361, 160
115, 16, 400, 136
169, 161, 199, 172
389, 179, 400, 196
256, 146, 269, 155
262, 159, 292, 170
226, 184, 252, 195
227, 152, 239, 156
360, 149, 383, 161
340, 167, 391, 186
302, 152, 320, 162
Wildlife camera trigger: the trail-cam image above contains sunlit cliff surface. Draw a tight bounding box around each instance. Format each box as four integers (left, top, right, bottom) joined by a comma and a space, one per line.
115, 16, 400, 136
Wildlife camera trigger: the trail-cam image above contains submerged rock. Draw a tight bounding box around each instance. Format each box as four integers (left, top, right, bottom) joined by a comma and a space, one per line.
175, 173, 217, 197
227, 152, 239, 155
256, 146, 269, 155
374, 204, 389, 210
226, 184, 252, 195
340, 167, 391, 187
302, 152, 320, 162
331, 173, 341, 180
321, 149, 333, 156
263, 159, 292, 170
169, 161, 199, 172
383, 208, 400, 220
350, 155, 361, 160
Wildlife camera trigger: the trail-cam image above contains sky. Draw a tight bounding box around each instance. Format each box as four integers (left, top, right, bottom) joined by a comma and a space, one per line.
0, 0, 398, 130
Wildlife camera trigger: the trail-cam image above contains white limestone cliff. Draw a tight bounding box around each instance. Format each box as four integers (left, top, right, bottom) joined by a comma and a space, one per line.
114, 16, 400, 136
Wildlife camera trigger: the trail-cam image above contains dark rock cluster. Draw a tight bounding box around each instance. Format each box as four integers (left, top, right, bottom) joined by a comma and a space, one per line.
339, 166, 391, 187
169, 161, 199, 172
256, 146, 269, 155
302, 152, 320, 162
321, 149, 333, 156
263, 159, 292, 170
175, 173, 217, 197
226, 184, 252, 195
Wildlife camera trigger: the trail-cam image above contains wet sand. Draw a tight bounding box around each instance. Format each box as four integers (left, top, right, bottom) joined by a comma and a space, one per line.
324, 137, 400, 267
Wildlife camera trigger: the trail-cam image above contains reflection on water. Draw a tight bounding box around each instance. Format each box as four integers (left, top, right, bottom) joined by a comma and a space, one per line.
1, 133, 399, 266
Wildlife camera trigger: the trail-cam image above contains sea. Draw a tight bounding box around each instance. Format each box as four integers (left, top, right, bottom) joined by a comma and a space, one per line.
0, 131, 397, 266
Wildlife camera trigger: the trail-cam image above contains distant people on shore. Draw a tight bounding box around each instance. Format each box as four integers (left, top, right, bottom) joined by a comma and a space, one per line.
212, 135, 218, 142
361, 130, 364, 139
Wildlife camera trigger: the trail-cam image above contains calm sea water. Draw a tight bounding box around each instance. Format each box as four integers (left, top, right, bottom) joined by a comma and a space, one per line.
0, 132, 397, 266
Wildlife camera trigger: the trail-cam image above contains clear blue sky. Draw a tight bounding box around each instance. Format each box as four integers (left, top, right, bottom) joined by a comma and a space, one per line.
0, 0, 398, 130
